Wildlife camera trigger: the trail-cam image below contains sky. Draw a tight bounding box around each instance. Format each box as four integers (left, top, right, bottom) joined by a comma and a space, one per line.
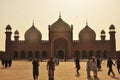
0, 0, 120, 51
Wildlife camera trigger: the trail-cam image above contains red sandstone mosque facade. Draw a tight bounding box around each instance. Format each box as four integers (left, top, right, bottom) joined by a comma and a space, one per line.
5, 16, 117, 59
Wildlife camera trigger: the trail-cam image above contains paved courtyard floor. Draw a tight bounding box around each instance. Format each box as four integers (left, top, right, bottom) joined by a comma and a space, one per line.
0, 60, 120, 80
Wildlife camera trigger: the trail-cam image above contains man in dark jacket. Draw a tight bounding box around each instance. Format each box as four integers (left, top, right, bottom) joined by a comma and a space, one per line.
107, 57, 115, 76
32, 58, 39, 80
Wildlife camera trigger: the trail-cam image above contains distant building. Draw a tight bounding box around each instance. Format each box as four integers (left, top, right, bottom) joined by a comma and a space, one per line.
4, 16, 118, 59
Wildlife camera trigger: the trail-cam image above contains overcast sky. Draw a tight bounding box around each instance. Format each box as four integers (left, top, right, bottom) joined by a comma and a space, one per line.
0, 0, 120, 51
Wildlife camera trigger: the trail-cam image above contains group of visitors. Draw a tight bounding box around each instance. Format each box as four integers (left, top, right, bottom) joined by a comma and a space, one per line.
32, 57, 120, 80
0, 56, 111, 80
1, 58, 12, 68
74, 56, 120, 79
86, 57, 99, 78
86, 57, 120, 78
74, 56, 102, 78
107, 57, 120, 76
32, 58, 55, 80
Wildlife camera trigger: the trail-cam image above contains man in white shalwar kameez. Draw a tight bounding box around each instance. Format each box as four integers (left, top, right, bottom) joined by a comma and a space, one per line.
86, 57, 92, 78
91, 57, 98, 77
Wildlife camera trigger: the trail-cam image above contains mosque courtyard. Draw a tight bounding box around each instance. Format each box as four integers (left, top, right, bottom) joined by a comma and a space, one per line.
0, 60, 120, 80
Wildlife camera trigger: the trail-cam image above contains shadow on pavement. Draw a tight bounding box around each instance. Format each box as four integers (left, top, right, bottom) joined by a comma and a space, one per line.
111, 75, 120, 80
87, 77, 100, 80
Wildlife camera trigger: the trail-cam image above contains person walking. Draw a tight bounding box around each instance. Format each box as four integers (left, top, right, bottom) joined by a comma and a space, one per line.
96, 57, 101, 70
86, 57, 92, 78
8, 58, 12, 67
91, 57, 98, 77
107, 57, 115, 76
55, 57, 59, 66
1, 58, 5, 67
74, 57, 80, 75
32, 58, 39, 80
47, 58, 55, 80
5, 58, 8, 68
115, 58, 120, 74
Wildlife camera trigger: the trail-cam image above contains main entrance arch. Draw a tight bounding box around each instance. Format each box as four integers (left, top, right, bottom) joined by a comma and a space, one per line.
57, 49, 64, 59
54, 38, 68, 59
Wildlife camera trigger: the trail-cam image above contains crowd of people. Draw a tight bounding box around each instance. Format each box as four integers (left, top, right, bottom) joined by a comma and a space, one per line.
32, 58, 56, 80
31, 57, 120, 80
86, 57, 102, 78
1, 58, 12, 68
86, 57, 120, 78
1, 56, 120, 80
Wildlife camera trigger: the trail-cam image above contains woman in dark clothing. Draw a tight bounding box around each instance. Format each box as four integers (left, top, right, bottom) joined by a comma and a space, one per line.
75, 57, 80, 74
32, 58, 39, 80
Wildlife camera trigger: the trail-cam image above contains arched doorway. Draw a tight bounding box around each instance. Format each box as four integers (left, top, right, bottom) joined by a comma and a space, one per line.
96, 50, 101, 58
35, 51, 40, 58
82, 50, 87, 59
54, 38, 68, 58
89, 51, 94, 57
42, 51, 47, 59
27, 51, 33, 58
20, 51, 25, 58
57, 50, 64, 59
103, 50, 108, 59
14, 51, 19, 59
75, 50, 80, 57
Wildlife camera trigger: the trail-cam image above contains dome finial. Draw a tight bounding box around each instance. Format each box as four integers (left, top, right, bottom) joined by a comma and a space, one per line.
32, 20, 34, 26
59, 11, 61, 18
86, 20, 88, 26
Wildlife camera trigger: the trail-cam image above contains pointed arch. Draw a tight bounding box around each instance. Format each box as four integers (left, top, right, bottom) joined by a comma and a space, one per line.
14, 51, 19, 59
35, 51, 40, 58
82, 50, 87, 59
75, 50, 80, 57
27, 51, 33, 58
20, 51, 25, 58
96, 50, 101, 58
103, 50, 108, 59
89, 50, 94, 57
42, 51, 47, 58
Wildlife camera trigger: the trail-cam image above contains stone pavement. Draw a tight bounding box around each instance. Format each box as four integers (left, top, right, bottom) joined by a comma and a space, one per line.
0, 60, 120, 80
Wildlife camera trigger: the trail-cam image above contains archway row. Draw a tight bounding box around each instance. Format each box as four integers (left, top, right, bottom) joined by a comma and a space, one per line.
13, 50, 48, 59
74, 50, 108, 59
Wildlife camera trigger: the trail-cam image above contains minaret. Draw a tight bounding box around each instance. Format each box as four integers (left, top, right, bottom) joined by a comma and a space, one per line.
100, 30, 106, 41
14, 30, 19, 41
109, 24, 116, 58
109, 24, 116, 42
5, 24, 12, 42
5, 24, 12, 58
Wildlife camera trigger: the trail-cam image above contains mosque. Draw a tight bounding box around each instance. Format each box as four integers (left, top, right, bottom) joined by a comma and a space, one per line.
4, 15, 118, 59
